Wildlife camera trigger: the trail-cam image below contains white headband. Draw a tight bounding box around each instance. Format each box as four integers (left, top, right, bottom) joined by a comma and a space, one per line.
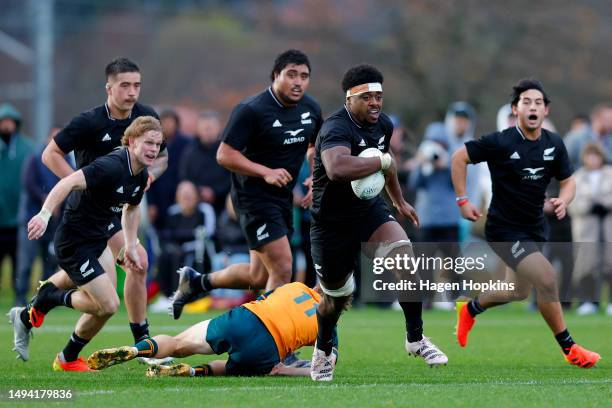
346, 82, 383, 98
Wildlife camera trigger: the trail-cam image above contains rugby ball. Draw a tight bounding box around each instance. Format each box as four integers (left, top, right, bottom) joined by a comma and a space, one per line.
351, 148, 386, 200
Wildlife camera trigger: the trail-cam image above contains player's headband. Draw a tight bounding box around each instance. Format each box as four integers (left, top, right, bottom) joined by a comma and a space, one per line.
346, 82, 383, 98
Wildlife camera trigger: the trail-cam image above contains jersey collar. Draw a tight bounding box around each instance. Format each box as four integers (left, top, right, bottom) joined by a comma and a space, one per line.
105, 103, 133, 121
125, 148, 134, 176
515, 124, 543, 142
344, 105, 362, 129
267, 87, 285, 108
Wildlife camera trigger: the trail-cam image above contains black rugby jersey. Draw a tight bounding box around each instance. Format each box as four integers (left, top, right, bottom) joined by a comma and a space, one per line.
311, 106, 393, 222
465, 126, 573, 229
222, 87, 322, 211
62, 148, 148, 240
55, 102, 162, 169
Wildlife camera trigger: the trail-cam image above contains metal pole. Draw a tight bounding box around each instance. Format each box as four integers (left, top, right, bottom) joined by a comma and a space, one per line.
32, 0, 54, 143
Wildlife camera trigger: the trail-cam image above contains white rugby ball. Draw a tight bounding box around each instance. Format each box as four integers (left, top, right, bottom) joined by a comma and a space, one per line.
351, 148, 386, 200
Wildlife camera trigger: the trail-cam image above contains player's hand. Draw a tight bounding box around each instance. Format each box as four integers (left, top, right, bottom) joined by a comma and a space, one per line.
27, 215, 48, 240
300, 176, 313, 208
124, 245, 144, 273
264, 168, 293, 187
395, 200, 419, 227
543, 198, 555, 215
460, 201, 482, 221
549, 197, 567, 220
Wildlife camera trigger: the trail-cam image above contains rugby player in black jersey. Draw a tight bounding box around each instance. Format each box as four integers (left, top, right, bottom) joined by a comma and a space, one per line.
452, 78, 600, 368
9, 59, 167, 359
11, 117, 162, 371
309, 65, 448, 381
170, 50, 322, 315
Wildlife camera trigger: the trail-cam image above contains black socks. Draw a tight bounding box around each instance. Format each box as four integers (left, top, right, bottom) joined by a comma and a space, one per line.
130, 320, 150, 343
467, 298, 486, 317
316, 310, 337, 355
555, 329, 575, 355
61, 332, 90, 362
399, 301, 423, 343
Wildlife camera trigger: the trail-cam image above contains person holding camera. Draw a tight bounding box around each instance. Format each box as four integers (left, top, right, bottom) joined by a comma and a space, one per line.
568, 142, 612, 315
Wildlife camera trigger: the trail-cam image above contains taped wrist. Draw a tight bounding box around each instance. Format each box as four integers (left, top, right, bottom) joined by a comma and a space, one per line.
38, 208, 52, 225
380, 153, 392, 171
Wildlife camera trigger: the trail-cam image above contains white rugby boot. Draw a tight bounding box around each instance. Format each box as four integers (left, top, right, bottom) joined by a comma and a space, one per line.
310, 343, 338, 381
406, 336, 448, 367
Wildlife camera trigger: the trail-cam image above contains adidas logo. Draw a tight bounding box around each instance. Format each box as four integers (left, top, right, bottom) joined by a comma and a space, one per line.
273, 119, 282, 128
358, 139, 366, 147
511, 241, 525, 259
107, 223, 114, 231
256, 224, 269, 241
116, 186, 124, 194
102, 133, 111, 142
510, 151, 520, 160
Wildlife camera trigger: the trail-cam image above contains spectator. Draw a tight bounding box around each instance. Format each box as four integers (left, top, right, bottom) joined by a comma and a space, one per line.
496, 103, 517, 132
569, 113, 590, 134
14, 127, 73, 306
180, 111, 231, 215
208, 195, 253, 309
538, 116, 573, 310
150, 181, 216, 312
565, 103, 612, 169
443, 102, 491, 242
215, 195, 249, 260
146, 108, 191, 229
410, 122, 461, 309
0, 103, 33, 294
568, 142, 612, 315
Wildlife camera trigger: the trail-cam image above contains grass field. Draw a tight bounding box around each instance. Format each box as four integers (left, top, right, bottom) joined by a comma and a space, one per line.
1, 294, 610, 407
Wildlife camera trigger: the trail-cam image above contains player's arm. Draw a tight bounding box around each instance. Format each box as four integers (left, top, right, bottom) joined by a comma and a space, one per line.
42, 139, 75, 179
300, 144, 316, 208
550, 176, 576, 220
268, 363, 310, 376
121, 203, 144, 272
217, 142, 292, 187
383, 156, 419, 227
451, 146, 481, 221
27, 170, 87, 240
321, 145, 386, 181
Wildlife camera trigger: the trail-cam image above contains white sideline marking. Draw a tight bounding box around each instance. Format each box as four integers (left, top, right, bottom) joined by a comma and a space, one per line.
1, 317, 604, 333
78, 390, 116, 396
73, 379, 610, 396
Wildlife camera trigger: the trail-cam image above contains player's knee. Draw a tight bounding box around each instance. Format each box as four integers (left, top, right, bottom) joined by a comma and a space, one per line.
511, 287, 530, 301
140, 256, 149, 272
251, 273, 269, 289
173, 340, 192, 358
269, 254, 292, 282
98, 295, 120, 317
126, 264, 147, 279
269, 267, 292, 285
